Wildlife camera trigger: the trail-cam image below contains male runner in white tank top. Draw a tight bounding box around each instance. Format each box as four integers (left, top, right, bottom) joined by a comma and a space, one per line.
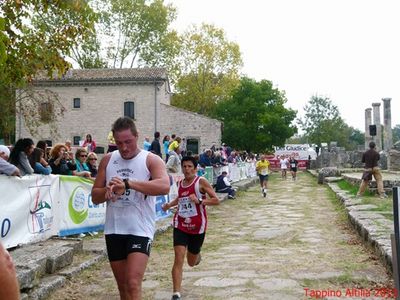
92, 117, 169, 300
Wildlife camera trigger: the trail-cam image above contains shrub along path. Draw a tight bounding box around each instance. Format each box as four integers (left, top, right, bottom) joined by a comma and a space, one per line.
48, 172, 393, 300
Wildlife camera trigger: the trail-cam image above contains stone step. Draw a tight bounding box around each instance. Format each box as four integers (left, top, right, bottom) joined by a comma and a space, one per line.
12, 238, 83, 290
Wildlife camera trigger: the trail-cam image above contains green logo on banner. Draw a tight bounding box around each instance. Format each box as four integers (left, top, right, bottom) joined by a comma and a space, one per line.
68, 186, 88, 224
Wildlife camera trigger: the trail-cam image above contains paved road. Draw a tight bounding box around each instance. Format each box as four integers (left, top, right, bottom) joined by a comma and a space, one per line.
48, 172, 393, 300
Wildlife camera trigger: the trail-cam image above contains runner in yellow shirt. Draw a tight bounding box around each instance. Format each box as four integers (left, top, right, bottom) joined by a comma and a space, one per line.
256, 155, 270, 197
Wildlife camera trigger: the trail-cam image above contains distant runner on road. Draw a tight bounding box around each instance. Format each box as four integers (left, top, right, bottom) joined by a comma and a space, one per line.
162, 156, 219, 300
256, 154, 270, 197
289, 156, 298, 181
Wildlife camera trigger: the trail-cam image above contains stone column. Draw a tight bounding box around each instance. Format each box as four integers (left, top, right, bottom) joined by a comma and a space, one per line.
365, 108, 372, 150
372, 102, 382, 151
382, 98, 393, 151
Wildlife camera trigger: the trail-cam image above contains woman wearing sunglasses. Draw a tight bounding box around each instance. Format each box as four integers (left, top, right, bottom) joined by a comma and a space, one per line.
73, 148, 91, 178
86, 152, 98, 178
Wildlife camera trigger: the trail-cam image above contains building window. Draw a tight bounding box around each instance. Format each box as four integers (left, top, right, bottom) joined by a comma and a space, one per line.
73, 136, 80, 146
124, 101, 135, 119
73, 98, 81, 108
39, 102, 53, 122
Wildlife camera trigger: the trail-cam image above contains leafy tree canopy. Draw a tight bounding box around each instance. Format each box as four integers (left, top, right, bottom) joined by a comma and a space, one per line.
0, 0, 97, 143
213, 77, 297, 153
70, 0, 178, 69
171, 23, 242, 116
297, 95, 364, 149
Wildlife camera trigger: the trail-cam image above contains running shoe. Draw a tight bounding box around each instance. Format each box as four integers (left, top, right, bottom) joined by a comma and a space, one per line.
171, 294, 181, 300
263, 189, 267, 197
379, 193, 388, 199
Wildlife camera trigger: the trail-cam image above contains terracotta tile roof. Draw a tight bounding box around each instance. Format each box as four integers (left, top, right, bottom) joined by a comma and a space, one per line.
34, 68, 167, 82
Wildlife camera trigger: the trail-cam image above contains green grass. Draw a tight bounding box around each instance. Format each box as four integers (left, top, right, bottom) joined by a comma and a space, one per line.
335, 179, 393, 219
336, 179, 374, 197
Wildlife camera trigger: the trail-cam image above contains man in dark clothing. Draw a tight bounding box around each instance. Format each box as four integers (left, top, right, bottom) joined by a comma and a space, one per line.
198, 149, 212, 167
215, 171, 235, 199
356, 141, 387, 199
149, 131, 162, 158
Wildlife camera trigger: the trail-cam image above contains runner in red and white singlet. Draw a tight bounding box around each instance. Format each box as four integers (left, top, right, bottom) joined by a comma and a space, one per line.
162, 156, 219, 300
173, 175, 207, 234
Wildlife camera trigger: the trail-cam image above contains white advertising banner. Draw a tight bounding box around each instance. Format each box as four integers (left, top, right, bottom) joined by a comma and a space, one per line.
58, 176, 106, 236
0, 175, 59, 249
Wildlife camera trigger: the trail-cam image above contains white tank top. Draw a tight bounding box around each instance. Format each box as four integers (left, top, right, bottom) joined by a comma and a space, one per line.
105, 150, 155, 238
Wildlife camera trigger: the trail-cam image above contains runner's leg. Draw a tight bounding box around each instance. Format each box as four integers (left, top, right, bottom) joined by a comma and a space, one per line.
172, 245, 186, 295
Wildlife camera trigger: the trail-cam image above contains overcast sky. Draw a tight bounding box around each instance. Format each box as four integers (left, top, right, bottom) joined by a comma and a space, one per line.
168, 0, 400, 132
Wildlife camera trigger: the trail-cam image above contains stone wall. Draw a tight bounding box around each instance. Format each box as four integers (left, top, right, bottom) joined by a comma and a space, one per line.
388, 149, 400, 171
315, 149, 389, 170
159, 104, 221, 152
17, 83, 162, 147
16, 82, 221, 151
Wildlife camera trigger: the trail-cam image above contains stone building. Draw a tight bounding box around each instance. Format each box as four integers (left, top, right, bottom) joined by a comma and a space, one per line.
16, 68, 221, 154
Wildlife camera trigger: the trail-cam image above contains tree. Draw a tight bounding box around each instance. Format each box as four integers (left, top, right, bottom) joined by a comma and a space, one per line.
297, 95, 364, 149
70, 0, 178, 69
171, 23, 243, 116
298, 96, 342, 146
213, 77, 297, 153
0, 0, 96, 143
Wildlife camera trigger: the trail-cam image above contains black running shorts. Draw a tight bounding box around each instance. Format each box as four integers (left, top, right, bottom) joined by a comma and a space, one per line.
173, 228, 205, 255
105, 234, 152, 261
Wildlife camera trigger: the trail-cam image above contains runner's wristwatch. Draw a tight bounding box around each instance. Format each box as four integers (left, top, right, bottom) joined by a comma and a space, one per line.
123, 178, 130, 190
198, 198, 203, 205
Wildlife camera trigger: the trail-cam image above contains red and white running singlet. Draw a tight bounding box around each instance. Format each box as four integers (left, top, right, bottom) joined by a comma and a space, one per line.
173, 176, 207, 234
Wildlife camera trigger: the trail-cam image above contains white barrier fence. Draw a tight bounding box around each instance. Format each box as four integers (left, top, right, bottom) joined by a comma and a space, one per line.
0, 162, 256, 249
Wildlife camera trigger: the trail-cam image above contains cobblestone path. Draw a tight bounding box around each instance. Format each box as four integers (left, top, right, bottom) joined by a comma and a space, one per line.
49, 172, 393, 300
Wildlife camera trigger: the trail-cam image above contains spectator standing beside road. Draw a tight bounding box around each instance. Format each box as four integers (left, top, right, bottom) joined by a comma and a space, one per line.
179, 138, 187, 156
162, 156, 219, 300
82, 134, 96, 152
36, 140, 49, 162
199, 149, 212, 167
143, 137, 151, 151
289, 156, 298, 181
215, 171, 236, 199
9, 138, 35, 176
163, 135, 170, 161
0, 145, 20, 176
29, 148, 52, 175
356, 141, 388, 199
166, 148, 181, 173
168, 136, 181, 155
91, 117, 169, 300
74, 148, 92, 178
48, 144, 76, 175
256, 154, 270, 197
279, 155, 289, 180
86, 152, 98, 178
107, 130, 118, 153
65, 140, 72, 152
149, 131, 162, 157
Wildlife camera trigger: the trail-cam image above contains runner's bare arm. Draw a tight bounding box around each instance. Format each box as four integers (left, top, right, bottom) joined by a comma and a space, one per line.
199, 177, 220, 206
91, 154, 111, 204
162, 196, 179, 211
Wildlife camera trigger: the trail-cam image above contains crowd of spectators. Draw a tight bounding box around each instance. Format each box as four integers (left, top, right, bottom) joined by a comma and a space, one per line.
0, 134, 98, 180
0, 131, 257, 189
